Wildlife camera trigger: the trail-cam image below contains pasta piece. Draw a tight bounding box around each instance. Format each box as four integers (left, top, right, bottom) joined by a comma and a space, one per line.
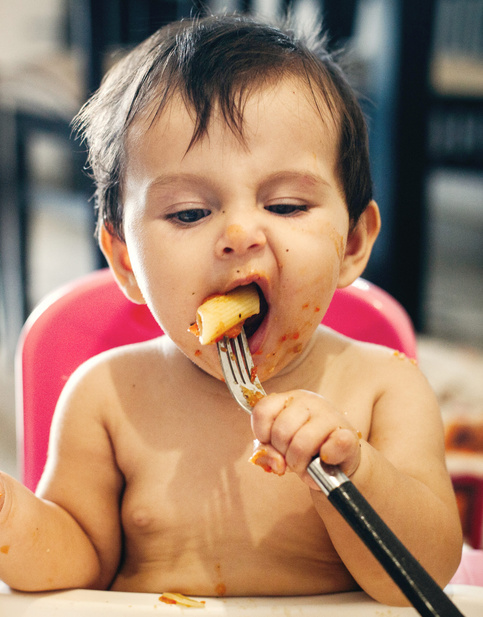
190, 284, 260, 345
159, 592, 206, 608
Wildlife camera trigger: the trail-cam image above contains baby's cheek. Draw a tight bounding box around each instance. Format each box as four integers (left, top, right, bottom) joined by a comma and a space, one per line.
249, 440, 287, 476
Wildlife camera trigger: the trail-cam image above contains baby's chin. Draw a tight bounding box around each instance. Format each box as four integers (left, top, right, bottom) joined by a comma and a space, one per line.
184, 323, 316, 386
249, 440, 287, 476
253, 333, 318, 383
184, 334, 283, 383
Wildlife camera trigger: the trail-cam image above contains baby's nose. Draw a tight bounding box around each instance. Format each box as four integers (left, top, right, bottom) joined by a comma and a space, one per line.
217, 223, 267, 256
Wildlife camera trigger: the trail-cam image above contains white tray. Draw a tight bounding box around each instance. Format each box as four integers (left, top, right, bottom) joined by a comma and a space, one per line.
0, 583, 481, 616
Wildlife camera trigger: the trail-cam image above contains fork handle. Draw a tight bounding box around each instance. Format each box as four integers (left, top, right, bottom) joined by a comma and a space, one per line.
307, 458, 463, 617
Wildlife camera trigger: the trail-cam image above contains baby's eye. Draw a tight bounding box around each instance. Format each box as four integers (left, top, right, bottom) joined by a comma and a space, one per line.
167, 208, 211, 225
265, 204, 308, 216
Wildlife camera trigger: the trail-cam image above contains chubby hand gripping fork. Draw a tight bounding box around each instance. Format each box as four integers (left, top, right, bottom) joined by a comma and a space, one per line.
217, 330, 464, 617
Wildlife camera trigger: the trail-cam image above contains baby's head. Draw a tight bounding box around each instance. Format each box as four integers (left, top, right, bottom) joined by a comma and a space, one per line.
75, 13, 373, 241
76, 13, 380, 381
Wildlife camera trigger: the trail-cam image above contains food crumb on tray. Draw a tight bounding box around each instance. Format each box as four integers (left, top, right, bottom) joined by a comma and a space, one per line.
159, 592, 206, 608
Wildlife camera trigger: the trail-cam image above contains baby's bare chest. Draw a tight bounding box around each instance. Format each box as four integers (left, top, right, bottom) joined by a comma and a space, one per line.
113, 392, 316, 516
109, 357, 373, 538
116, 418, 318, 543
103, 356, 367, 593
114, 437, 342, 594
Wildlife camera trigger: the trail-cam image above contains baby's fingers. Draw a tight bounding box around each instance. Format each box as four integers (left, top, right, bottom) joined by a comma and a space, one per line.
250, 392, 296, 446
319, 427, 362, 478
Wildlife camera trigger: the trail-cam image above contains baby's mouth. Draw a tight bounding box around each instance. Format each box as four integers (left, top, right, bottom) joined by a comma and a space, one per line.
243, 284, 268, 339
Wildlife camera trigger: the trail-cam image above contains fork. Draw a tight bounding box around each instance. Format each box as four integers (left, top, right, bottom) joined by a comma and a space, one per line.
217, 329, 463, 617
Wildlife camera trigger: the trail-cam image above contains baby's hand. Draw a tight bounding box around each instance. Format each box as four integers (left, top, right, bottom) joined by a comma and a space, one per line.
250, 391, 361, 488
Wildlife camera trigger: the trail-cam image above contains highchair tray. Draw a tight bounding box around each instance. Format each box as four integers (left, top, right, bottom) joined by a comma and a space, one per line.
0, 582, 482, 616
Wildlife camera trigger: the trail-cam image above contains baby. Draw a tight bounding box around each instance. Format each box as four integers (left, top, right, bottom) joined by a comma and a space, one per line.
0, 14, 462, 605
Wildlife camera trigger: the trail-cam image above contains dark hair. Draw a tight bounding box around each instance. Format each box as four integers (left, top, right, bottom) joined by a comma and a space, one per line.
74, 13, 373, 241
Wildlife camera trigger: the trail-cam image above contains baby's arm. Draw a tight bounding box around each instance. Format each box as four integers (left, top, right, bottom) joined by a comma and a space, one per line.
0, 472, 107, 591
251, 349, 462, 606
0, 357, 124, 591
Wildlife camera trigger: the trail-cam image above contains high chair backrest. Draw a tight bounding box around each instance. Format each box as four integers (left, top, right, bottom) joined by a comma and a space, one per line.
16, 269, 417, 491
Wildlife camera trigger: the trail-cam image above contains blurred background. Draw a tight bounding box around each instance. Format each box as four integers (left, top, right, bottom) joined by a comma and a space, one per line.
0, 0, 482, 540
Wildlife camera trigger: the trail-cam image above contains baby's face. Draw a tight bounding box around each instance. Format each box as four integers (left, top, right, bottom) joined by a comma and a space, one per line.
121, 78, 351, 381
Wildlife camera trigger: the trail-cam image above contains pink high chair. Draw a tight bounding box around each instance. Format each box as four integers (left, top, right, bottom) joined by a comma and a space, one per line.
14, 268, 481, 585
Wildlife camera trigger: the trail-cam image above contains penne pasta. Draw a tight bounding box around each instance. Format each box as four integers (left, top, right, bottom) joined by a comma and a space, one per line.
159, 592, 206, 608
190, 284, 260, 345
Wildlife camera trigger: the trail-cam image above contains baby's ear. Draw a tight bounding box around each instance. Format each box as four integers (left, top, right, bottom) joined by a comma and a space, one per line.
338, 200, 381, 288
99, 225, 146, 305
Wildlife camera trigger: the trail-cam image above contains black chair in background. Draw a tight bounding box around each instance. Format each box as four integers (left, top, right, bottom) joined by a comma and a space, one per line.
362, 0, 482, 332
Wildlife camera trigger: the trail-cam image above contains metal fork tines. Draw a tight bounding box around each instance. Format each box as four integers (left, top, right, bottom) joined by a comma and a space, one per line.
217, 329, 266, 414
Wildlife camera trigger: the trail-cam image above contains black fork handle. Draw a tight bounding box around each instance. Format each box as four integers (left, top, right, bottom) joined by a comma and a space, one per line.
307, 459, 464, 617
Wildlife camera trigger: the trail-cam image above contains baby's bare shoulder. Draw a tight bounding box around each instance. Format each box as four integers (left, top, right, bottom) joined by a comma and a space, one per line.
319, 326, 418, 371
55, 338, 168, 413
318, 329, 442, 455
348, 337, 425, 389
316, 327, 429, 402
